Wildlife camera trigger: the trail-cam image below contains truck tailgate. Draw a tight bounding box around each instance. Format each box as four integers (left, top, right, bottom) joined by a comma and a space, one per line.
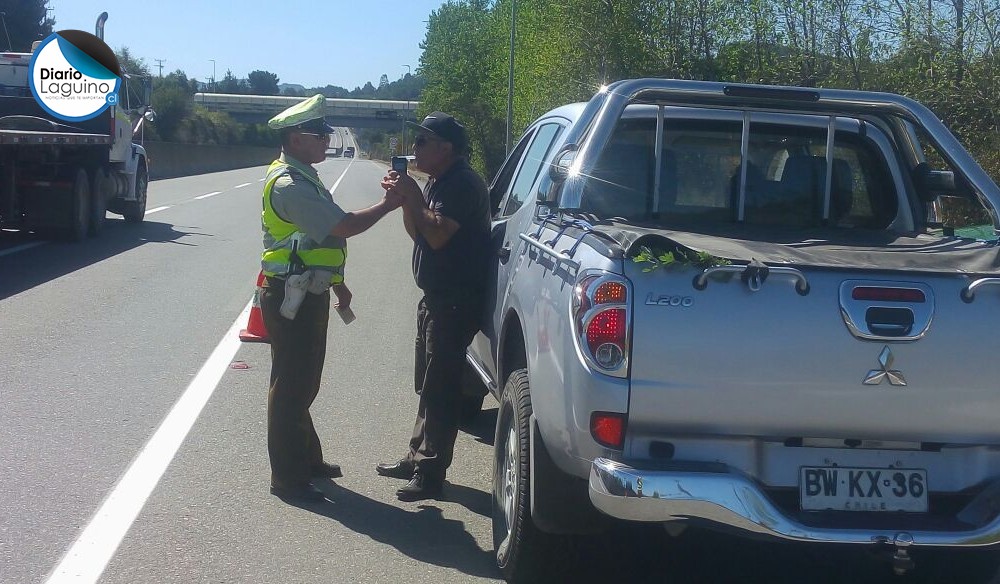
626, 265, 1000, 444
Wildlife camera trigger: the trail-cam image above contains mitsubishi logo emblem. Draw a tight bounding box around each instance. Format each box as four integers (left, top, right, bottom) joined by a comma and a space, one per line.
863, 345, 906, 386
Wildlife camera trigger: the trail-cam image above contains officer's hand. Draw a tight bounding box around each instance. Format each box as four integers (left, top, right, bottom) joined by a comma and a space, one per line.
332, 282, 352, 310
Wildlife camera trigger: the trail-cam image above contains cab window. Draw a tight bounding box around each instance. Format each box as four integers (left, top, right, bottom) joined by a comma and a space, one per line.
501, 123, 564, 217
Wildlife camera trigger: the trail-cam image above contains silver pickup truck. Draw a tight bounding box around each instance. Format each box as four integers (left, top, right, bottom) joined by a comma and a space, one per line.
465, 78, 1000, 582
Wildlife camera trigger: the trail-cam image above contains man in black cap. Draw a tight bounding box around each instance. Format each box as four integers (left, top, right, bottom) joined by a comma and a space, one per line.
377, 112, 490, 500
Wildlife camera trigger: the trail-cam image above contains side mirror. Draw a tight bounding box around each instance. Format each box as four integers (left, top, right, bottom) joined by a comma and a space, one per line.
534, 144, 580, 208
548, 145, 578, 183
913, 163, 970, 201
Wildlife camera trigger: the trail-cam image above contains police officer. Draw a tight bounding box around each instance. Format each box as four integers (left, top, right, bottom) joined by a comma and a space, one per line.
377, 112, 490, 500
262, 94, 401, 502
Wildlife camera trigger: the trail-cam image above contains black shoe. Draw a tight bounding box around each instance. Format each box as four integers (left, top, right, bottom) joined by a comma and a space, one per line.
270, 483, 326, 502
376, 459, 415, 480
311, 462, 343, 479
396, 473, 443, 501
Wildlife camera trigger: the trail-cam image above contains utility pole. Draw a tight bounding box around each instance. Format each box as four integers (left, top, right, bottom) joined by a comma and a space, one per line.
209, 59, 216, 92
402, 64, 411, 155
505, 0, 517, 154
154, 59, 166, 77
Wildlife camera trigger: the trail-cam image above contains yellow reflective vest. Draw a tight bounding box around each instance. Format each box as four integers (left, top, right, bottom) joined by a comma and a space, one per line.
260, 159, 346, 284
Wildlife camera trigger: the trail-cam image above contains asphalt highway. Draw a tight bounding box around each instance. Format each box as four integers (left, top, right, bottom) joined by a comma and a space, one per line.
1, 148, 996, 583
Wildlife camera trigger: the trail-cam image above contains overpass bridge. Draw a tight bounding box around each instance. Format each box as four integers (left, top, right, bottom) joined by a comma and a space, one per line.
192, 93, 420, 129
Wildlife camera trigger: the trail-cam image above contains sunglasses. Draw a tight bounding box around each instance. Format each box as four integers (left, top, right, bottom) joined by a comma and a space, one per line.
299, 132, 331, 141
414, 134, 442, 147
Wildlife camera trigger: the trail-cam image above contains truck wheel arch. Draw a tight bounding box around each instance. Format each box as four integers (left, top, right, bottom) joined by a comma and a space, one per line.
499, 311, 527, 391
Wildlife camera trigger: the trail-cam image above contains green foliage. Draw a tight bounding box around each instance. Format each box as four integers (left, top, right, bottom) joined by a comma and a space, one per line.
248, 70, 280, 95
150, 71, 194, 141
0, 0, 53, 52
217, 69, 248, 94
115, 46, 150, 77
631, 245, 731, 273
411, 0, 1000, 189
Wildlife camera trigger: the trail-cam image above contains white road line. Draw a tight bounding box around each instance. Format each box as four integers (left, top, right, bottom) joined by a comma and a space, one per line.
0, 241, 46, 257
145, 206, 170, 215
329, 157, 354, 193
234, 182, 252, 189
195, 191, 222, 200
45, 299, 254, 584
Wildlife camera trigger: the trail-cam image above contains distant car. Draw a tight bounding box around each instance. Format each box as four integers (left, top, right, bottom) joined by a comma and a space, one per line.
344, 147, 355, 158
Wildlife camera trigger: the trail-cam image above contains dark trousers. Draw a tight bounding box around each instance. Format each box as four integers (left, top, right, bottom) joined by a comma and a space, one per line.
261, 281, 330, 488
407, 292, 481, 480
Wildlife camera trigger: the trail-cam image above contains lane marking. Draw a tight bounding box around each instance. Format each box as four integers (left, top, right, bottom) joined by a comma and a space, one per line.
234, 182, 252, 189
0, 241, 46, 257
45, 299, 253, 584
145, 206, 170, 215
329, 157, 354, 193
195, 191, 222, 200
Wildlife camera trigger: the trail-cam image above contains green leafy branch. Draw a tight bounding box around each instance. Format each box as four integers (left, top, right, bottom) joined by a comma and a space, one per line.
631, 246, 730, 273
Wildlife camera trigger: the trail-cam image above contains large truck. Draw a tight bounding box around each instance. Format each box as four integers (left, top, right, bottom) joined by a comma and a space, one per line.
0, 13, 152, 241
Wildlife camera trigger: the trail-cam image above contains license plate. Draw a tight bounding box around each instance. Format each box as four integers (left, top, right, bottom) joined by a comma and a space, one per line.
799, 467, 928, 512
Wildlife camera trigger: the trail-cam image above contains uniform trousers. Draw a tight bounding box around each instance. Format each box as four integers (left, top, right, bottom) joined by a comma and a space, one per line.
406, 291, 482, 480
261, 279, 330, 488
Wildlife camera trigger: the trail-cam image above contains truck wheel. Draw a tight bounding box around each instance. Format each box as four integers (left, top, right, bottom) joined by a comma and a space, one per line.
62, 168, 90, 241
122, 163, 147, 223
89, 167, 110, 236
493, 368, 557, 582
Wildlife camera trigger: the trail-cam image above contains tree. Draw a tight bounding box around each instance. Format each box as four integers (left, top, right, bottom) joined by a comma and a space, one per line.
247, 70, 280, 95
115, 46, 150, 77
217, 69, 247, 94
0, 0, 53, 52
150, 70, 193, 141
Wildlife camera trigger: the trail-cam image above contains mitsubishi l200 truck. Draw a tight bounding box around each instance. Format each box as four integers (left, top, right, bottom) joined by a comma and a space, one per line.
465, 78, 1000, 582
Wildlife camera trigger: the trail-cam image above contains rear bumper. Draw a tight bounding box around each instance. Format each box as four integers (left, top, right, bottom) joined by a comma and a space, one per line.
588, 457, 1000, 547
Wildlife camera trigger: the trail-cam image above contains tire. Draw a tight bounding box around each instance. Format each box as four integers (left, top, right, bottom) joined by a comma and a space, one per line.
122, 163, 147, 223
493, 368, 559, 582
89, 166, 110, 236
61, 168, 90, 241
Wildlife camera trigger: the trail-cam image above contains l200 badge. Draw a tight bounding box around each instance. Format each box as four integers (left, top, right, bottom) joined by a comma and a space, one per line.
644, 293, 693, 307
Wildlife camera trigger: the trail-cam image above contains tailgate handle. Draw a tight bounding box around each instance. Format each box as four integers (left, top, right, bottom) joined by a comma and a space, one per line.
961, 277, 1000, 303
865, 307, 914, 337
694, 264, 810, 295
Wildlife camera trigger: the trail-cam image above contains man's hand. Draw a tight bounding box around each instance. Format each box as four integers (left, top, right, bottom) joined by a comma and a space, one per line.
381, 171, 423, 204
331, 282, 352, 310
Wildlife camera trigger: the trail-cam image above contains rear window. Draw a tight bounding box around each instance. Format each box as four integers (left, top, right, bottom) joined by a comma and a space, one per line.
580, 114, 899, 231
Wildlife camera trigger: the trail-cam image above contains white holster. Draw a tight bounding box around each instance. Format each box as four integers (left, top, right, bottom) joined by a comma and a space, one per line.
279, 271, 311, 320
279, 269, 335, 320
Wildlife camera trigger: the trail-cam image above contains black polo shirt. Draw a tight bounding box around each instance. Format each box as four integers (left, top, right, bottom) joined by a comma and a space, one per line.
412, 159, 490, 295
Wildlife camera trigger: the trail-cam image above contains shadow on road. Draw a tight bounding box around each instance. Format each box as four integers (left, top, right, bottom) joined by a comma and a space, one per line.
461, 406, 497, 447
0, 219, 201, 300
287, 481, 500, 580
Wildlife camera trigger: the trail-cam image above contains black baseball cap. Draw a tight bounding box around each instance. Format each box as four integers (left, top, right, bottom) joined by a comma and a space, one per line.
408, 111, 469, 154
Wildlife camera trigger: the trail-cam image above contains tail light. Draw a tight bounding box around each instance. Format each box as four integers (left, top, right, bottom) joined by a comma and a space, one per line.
591, 412, 627, 449
572, 272, 631, 376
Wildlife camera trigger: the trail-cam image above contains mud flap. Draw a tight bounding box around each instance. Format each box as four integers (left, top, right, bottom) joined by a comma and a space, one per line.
530, 415, 608, 534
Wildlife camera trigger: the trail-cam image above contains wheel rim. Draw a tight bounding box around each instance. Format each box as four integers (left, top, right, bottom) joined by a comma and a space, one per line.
495, 420, 518, 559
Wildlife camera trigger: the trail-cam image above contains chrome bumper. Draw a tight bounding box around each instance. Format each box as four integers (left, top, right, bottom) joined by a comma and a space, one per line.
589, 457, 1000, 547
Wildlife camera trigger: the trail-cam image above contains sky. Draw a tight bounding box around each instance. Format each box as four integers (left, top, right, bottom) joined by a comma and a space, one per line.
46, 1, 447, 90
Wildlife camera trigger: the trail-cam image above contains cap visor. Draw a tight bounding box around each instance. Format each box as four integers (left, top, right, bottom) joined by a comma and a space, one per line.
406, 121, 436, 135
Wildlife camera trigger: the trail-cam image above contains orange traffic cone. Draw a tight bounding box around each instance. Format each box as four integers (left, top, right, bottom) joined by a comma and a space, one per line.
239, 271, 270, 343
